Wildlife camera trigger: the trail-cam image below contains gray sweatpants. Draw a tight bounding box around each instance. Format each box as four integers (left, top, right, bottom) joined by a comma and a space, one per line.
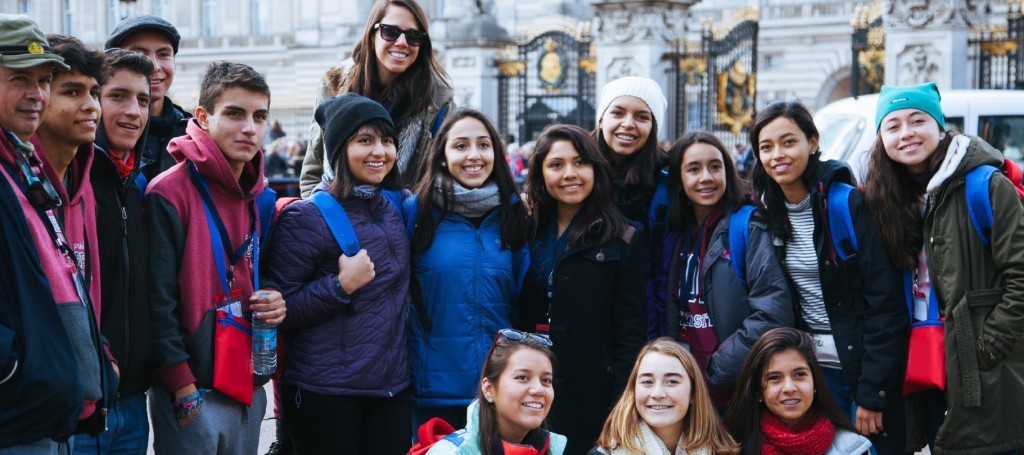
150, 385, 266, 455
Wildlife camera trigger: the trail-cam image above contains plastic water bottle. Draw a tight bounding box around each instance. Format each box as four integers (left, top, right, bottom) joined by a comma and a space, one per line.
251, 309, 277, 375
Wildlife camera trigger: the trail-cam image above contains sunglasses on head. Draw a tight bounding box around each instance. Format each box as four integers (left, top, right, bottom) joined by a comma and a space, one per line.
374, 23, 427, 47
496, 328, 553, 347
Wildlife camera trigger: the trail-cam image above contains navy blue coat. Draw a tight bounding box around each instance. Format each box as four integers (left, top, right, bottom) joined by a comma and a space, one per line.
407, 204, 529, 407
265, 191, 411, 397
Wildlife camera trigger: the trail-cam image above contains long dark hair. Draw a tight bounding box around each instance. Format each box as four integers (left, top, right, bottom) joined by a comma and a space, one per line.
413, 108, 526, 251
526, 124, 628, 247
748, 100, 821, 240
327, 118, 401, 198
478, 335, 558, 455
594, 118, 664, 189
667, 131, 750, 231
723, 328, 856, 454
864, 132, 951, 269
346, 0, 450, 126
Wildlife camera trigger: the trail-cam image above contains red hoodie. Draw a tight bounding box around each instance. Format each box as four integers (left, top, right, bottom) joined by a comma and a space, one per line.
146, 119, 268, 393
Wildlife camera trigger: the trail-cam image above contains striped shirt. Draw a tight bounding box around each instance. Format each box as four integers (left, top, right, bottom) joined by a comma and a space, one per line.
784, 195, 839, 367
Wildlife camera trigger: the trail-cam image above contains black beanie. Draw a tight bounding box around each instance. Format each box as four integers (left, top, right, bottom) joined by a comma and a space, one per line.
315, 93, 395, 174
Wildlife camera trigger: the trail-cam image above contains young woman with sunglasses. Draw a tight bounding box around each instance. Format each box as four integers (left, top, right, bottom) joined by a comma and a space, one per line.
517, 124, 648, 453
724, 328, 871, 455
863, 82, 1024, 454
407, 109, 529, 431
593, 76, 667, 225
748, 101, 907, 454
590, 338, 739, 455
650, 132, 793, 410
426, 329, 564, 455
300, 0, 454, 195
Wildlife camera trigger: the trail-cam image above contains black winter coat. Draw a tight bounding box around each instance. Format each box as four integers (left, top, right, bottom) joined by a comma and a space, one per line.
517, 221, 648, 455
777, 159, 908, 453
90, 145, 153, 397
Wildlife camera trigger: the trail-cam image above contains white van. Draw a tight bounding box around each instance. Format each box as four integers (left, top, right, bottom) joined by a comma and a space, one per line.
813, 90, 1024, 182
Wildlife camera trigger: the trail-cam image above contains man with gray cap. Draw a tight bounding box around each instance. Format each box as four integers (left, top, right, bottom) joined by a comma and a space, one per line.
0, 14, 111, 455
106, 15, 190, 185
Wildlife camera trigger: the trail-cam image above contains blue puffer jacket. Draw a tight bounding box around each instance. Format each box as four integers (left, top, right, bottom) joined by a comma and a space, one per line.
265, 190, 411, 397
408, 204, 529, 407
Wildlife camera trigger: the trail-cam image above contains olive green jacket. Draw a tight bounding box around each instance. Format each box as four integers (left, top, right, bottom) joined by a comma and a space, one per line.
299, 63, 455, 197
917, 135, 1024, 454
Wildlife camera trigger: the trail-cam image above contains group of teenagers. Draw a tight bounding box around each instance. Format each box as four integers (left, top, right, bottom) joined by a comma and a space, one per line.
1, 0, 1024, 455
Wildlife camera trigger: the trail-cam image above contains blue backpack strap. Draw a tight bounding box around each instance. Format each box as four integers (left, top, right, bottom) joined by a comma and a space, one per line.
827, 182, 858, 262
430, 103, 448, 136
966, 164, 998, 246
255, 187, 277, 244
309, 192, 360, 256
382, 189, 416, 240
648, 170, 670, 229
728, 204, 757, 288
134, 172, 148, 195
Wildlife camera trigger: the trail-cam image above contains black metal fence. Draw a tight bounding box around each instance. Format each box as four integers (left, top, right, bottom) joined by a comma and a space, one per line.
666, 20, 758, 151
972, 5, 1024, 90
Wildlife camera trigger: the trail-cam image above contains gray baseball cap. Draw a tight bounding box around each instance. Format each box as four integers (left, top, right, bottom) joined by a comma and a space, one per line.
0, 14, 70, 71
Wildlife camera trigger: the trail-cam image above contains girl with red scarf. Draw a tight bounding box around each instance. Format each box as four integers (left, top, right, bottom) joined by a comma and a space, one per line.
724, 328, 872, 455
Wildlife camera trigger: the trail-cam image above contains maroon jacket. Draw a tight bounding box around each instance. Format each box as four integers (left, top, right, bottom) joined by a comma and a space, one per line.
145, 119, 270, 394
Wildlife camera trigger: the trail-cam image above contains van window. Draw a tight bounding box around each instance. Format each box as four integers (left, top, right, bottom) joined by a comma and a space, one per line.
979, 115, 1024, 165
816, 113, 866, 162
944, 116, 964, 136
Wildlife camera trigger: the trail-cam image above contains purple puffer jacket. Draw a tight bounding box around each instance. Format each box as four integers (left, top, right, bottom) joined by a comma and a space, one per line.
265, 191, 411, 397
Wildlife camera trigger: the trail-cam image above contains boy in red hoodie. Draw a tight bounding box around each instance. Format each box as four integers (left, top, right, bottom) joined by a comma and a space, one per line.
145, 61, 285, 454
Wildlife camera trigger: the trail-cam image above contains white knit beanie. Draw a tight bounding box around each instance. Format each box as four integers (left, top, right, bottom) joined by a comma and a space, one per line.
596, 76, 668, 131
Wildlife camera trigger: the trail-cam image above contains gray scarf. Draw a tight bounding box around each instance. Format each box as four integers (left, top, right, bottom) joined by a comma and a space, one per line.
433, 180, 501, 218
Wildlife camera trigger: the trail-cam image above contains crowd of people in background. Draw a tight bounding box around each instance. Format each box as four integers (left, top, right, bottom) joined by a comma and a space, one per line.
2, 2, 1024, 455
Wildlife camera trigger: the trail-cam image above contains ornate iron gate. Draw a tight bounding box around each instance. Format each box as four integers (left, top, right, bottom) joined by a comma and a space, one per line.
971, 4, 1024, 90
668, 19, 757, 150
497, 22, 596, 143
851, 3, 884, 97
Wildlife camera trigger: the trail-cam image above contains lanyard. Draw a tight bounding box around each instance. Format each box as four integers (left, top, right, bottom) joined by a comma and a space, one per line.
2, 134, 91, 308
186, 161, 259, 296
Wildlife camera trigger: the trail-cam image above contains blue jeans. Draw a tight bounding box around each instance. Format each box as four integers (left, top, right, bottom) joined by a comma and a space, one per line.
0, 437, 73, 454
72, 392, 148, 455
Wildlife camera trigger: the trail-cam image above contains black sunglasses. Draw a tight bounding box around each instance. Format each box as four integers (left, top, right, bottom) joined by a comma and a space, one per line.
374, 23, 427, 47
496, 328, 553, 347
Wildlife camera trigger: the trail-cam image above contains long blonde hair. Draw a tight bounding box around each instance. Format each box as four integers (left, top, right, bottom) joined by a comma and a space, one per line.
596, 338, 738, 453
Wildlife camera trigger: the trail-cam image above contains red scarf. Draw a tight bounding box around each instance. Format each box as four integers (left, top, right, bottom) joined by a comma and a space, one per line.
760, 409, 835, 455
111, 149, 134, 180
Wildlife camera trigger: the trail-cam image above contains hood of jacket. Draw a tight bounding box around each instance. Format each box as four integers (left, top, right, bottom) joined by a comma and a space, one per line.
167, 119, 266, 197
927, 134, 1003, 195
808, 154, 856, 192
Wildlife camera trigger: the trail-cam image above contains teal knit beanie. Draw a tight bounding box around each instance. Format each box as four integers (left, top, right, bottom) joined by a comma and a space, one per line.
875, 81, 945, 132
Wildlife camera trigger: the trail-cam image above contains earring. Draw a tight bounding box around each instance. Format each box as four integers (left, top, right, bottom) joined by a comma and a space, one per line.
486, 396, 493, 403
441, 162, 447, 167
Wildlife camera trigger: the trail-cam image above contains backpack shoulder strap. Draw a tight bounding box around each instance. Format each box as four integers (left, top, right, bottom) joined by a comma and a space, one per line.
382, 189, 416, 240
827, 182, 858, 262
649, 170, 670, 229
255, 187, 277, 244
729, 204, 757, 288
309, 191, 360, 256
966, 164, 998, 246
430, 103, 448, 136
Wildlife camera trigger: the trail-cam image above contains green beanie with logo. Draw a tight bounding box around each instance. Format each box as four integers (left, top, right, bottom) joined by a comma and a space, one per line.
875, 81, 945, 132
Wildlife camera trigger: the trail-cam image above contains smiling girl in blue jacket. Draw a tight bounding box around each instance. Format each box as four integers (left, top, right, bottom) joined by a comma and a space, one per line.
408, 109, 529, 431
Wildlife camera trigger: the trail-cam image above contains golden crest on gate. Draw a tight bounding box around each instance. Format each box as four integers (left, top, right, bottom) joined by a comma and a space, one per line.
716, 60, 755, 136
537, 39, 568, 94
